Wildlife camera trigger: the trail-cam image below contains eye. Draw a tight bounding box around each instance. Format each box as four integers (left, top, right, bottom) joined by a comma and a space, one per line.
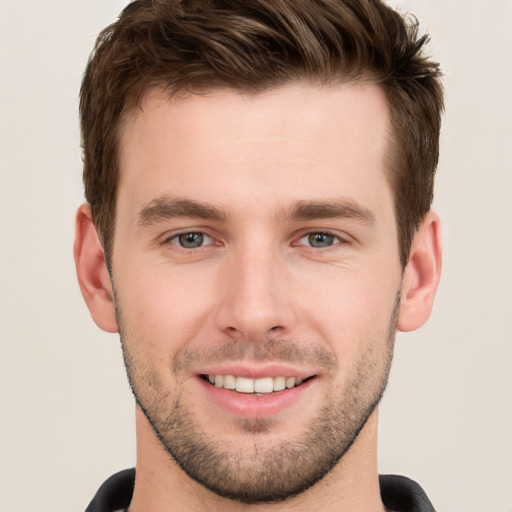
299, 232, 340, 248
169, 231, 214, 249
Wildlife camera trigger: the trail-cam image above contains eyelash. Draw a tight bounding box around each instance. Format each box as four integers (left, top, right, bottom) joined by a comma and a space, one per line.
163, 229, 346, 251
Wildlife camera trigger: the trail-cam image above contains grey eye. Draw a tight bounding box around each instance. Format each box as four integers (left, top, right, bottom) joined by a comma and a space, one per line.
174, 232, 208, 249
301, 232, 337, 248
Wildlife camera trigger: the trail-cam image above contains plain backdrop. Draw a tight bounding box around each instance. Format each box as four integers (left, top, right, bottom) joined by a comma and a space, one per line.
0, 1, 511, 511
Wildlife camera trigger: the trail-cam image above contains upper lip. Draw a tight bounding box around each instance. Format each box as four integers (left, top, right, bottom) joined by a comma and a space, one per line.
192, 363, 317, 380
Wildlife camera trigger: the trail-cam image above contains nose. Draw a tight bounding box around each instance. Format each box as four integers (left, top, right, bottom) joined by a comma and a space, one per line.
215, 247, 296, 343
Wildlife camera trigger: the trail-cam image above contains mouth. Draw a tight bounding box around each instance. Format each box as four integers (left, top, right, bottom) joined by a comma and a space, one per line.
195, 365, 319, 418
200, 374, 313, 395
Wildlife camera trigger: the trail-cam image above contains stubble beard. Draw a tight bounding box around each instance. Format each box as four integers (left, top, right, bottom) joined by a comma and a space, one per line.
116, 296, 399, 504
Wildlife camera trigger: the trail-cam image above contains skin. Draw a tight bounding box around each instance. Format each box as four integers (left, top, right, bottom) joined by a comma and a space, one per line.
75, 82, 442, 512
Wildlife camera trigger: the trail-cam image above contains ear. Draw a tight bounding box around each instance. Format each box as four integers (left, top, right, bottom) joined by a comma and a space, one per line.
397, 211, 442, 332
73, 203, 118, 333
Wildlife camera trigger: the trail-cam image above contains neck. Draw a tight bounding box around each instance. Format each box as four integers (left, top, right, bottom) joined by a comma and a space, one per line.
128, 406, 386, 512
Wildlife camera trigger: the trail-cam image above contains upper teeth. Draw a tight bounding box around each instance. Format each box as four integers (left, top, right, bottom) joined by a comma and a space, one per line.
208, 375, 304, 394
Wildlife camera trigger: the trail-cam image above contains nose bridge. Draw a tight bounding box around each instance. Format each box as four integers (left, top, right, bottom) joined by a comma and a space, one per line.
216, 240, 293, 341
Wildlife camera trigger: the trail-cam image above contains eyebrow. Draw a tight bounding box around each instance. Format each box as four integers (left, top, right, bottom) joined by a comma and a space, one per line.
286, 200, 376, 225
136, 196, 376, 227
137, 197, 227, 226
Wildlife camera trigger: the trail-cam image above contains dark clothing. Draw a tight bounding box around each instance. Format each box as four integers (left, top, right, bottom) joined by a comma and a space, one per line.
379, 474, 437, 512
86, 469, 436, 512
86, 470, 134, 512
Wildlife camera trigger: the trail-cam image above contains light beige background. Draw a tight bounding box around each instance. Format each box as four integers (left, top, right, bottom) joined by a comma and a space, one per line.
0, 1, 511, 510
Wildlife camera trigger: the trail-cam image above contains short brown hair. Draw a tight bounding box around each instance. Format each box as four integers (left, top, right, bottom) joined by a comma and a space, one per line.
80, 0, 443, 267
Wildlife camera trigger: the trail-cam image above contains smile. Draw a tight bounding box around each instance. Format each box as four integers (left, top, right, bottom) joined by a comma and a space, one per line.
197, 371, 317, 417
204, 374, 307, 394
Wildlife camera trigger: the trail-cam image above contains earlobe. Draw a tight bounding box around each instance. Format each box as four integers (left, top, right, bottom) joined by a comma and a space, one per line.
73, 203, 119, 333
397, 211, 442, 332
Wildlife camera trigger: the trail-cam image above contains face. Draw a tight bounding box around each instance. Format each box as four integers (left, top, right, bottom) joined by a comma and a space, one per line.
112, 83, 403, 502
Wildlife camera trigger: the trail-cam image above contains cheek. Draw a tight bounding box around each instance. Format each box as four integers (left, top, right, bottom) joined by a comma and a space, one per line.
116, 262, 217, 349
114, 248, 400, 365
297, 264, 399, 355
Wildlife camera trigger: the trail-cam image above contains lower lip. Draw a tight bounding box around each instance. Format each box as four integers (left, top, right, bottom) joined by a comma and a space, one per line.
196, 376, 315, 418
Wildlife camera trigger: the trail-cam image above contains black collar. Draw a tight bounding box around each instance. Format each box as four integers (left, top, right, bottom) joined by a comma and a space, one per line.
86, 469, 436, 512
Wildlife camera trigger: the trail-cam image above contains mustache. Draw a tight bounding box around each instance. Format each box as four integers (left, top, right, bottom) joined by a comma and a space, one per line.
172, 337, 339, 374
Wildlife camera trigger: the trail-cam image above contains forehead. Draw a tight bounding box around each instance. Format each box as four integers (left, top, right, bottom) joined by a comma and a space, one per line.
117, 82, 392, 217
122, 82, 390, 153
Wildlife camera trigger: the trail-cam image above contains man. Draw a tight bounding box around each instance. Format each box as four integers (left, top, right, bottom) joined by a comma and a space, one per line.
74, 0, 443, 510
